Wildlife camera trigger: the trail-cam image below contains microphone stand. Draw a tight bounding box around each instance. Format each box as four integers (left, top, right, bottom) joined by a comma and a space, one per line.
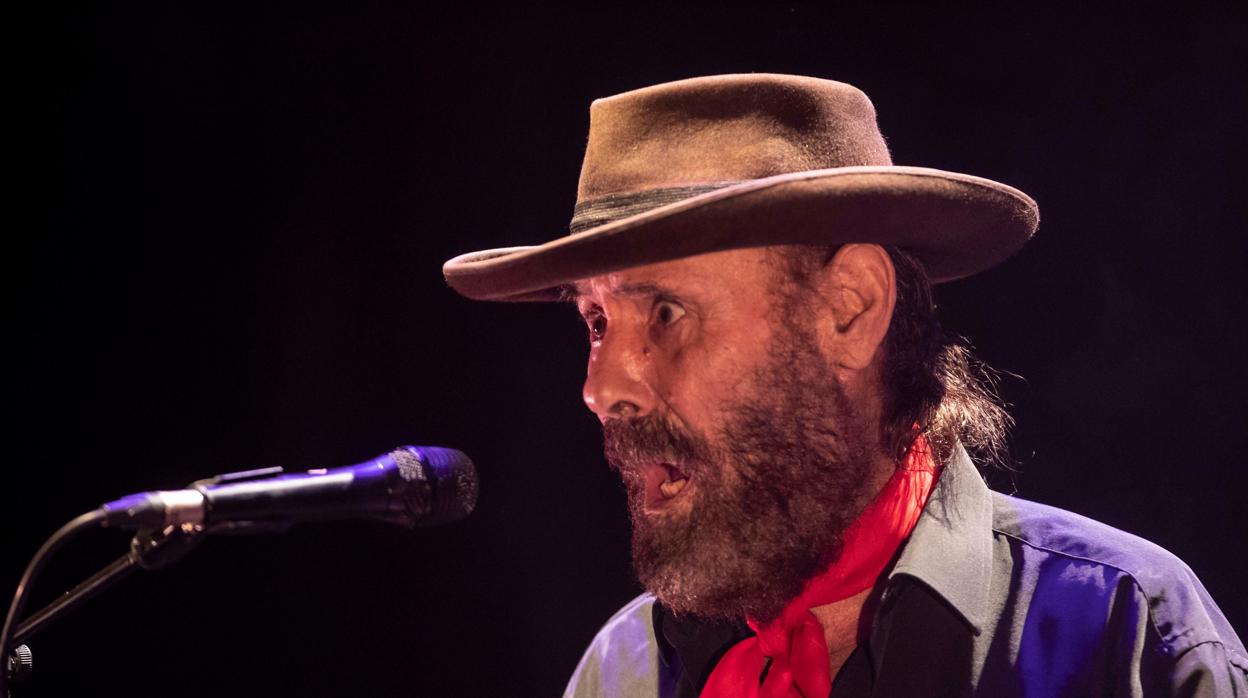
3, 466, 290, 694
4, 525, 202, 691
11, 524, 203, 648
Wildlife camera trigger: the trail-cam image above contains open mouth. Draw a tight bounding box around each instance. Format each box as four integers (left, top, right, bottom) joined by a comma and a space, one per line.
640, 461, 693, 513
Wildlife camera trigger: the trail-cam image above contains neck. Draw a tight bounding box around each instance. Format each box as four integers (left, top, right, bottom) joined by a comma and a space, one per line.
809, 578, 875, 676
804, 452, 898, 673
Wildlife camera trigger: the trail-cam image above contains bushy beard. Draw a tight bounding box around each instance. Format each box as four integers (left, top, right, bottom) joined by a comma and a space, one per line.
603, 313, 879, 625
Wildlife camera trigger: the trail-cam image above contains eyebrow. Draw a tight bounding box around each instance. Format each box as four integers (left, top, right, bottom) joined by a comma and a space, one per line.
566, 280, 681, 303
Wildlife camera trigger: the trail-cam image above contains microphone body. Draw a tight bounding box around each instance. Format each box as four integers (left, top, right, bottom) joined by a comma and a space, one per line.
100, 446, 477, 531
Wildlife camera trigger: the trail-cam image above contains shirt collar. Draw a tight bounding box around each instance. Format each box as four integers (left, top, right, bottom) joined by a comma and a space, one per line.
886, 442, 994, 635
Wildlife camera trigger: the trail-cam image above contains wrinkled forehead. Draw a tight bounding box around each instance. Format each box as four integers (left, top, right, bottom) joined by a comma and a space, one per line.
566, 247, 788, 305
569, 277, 678, 302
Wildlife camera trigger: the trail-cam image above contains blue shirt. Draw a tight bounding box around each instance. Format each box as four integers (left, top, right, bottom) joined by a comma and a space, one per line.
563, 445, 1247, 697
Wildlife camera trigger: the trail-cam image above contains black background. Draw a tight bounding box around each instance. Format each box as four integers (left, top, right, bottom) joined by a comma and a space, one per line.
9, 4, 1246, 696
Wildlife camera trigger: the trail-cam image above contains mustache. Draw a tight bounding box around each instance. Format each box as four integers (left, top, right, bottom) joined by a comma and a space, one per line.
601, 415, 708, 475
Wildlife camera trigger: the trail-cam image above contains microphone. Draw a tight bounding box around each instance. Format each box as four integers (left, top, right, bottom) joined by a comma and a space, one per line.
99, 446, 477, 531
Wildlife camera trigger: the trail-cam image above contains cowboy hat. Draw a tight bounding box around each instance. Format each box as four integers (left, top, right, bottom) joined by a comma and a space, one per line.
442, 73, 1039, 301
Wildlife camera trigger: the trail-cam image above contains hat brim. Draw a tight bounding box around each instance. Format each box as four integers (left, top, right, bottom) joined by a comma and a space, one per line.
442, 165, 1039, 301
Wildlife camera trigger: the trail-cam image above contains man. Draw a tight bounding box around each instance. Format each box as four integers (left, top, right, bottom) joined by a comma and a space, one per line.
442, 74, 1246, 696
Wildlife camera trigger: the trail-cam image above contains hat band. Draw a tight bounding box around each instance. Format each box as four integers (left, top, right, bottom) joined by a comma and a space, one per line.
569, 181, 744, 234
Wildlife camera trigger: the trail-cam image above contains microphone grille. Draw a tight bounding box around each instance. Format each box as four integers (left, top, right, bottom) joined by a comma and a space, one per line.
392, 446, 478, 527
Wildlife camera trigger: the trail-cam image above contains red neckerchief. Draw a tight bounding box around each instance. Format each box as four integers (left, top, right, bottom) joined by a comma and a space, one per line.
700, 436, 939, 698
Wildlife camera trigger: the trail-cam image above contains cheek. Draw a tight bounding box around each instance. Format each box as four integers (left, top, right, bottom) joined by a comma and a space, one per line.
655, 338, 761, 427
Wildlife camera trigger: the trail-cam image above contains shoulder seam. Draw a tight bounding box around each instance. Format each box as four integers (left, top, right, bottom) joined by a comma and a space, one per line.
1173, 639, 1248, 674
990, 528, 1178, 657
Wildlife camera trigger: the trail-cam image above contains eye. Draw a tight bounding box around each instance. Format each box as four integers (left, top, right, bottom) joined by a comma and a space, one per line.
654, 300, 686, 327
585, 310, 607, 343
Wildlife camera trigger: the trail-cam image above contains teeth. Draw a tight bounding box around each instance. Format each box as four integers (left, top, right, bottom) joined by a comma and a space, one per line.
659, 477, 689, 498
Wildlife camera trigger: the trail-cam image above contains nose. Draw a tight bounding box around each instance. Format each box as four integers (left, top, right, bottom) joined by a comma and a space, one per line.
582, 330, 658, 421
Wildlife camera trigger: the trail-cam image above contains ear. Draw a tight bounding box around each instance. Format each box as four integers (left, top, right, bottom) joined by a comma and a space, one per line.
813, 244, 897, 371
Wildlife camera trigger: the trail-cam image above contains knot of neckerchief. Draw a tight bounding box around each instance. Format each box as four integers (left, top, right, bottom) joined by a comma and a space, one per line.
700, 435, 940, 698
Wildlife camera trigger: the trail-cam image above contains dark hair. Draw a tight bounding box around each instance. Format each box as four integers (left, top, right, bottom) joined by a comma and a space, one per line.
770, 245, 1013, 467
